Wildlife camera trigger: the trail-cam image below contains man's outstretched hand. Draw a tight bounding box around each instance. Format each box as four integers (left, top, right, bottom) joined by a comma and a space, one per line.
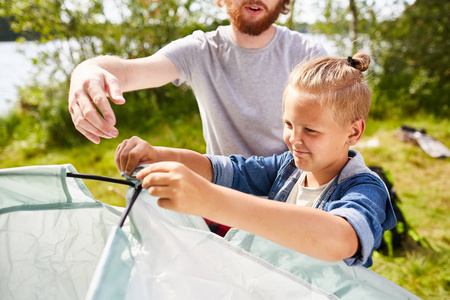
68, 63, 126, 144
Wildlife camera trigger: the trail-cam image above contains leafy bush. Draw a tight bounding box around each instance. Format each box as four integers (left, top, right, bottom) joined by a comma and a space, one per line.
310, 0, 449, 120
370, 0, 450, 119
0, 0, 224, 151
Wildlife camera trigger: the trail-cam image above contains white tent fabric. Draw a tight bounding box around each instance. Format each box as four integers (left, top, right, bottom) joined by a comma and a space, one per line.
0, 164, 420, 300
0, 165, 123, 299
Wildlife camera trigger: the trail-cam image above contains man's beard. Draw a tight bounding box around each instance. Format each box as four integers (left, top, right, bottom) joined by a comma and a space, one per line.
226, 0, 284, 36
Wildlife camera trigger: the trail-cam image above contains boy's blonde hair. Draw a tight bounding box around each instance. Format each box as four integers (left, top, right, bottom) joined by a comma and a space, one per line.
284, 52, 372, 128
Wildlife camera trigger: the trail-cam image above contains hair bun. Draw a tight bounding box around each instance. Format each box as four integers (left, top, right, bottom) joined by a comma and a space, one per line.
350, 53, 371, 72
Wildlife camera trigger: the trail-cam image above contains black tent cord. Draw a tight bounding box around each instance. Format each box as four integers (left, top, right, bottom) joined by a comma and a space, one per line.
66, 172, 136, 187
67, 172, 142, 228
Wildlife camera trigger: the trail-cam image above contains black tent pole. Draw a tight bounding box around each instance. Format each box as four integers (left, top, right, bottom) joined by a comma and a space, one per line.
67, 172, 142, 228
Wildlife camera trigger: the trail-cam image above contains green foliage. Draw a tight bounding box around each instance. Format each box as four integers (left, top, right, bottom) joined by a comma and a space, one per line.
0, 17, 25, 41
310, 0, 377, 54
1, 0, 105, 44
309, 0, 449, 119
0, 0, 224, 151
370, 0, 450, 118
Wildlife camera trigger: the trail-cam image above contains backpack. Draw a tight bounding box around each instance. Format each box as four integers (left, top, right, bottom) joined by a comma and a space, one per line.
369, 166, 408, 253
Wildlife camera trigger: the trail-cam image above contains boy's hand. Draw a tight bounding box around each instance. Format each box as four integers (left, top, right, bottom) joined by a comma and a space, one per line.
115, 136, 160, 176
136, 162, 214, 216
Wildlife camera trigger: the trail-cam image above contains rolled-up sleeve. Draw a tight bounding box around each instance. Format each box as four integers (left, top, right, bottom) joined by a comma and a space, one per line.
205, 155, 234, 188
326, 177, 396, 267
205, 152, 289, 196
329, 207, 374, 267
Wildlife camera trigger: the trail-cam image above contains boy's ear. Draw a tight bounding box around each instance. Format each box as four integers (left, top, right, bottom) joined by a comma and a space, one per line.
347, 119, 365, 145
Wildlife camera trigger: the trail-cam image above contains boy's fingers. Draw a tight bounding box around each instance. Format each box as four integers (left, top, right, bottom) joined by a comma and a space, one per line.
114, 141, 126, 172
141, 170, 173, 188
136, 162, 176, 180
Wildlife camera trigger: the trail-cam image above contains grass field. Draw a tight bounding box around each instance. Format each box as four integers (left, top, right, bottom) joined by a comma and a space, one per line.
355, 118, 450, 299
1, 114, 448, 299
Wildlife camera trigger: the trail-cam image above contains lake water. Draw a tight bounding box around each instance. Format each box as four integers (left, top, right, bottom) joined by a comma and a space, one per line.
0, 41, 39, 116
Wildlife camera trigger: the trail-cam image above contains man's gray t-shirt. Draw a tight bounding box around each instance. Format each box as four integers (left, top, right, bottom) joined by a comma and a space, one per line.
159, 25, 327, 157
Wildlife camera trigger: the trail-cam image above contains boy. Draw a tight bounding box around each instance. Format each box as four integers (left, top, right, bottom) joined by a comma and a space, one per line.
114, 53, 396, 267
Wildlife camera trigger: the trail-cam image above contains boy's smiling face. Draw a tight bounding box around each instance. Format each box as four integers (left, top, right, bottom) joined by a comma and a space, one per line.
282, 86, 353, 186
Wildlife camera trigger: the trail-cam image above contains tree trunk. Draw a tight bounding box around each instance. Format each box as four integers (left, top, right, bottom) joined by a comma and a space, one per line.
349, 0, 358, 54
286, 0, 297, 30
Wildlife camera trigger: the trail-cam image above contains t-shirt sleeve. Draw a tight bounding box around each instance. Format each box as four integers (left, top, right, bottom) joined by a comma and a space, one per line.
158, 30, 206, 86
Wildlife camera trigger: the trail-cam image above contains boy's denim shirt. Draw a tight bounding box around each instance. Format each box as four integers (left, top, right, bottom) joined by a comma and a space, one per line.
206, 149, 397, 268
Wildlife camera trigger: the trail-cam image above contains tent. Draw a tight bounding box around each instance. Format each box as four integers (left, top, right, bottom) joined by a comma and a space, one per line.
0, 164, 420, 299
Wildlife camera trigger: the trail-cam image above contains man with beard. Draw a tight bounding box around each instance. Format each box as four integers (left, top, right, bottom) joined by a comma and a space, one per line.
68, 0, 327, 158
69, 0, 327, 236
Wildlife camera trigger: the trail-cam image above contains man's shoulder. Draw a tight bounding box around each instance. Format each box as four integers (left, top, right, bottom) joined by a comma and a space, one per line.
189, 26, 230, 42
160, 26, 229, 54
274, 25, 309, 40
273, 25, 328, 55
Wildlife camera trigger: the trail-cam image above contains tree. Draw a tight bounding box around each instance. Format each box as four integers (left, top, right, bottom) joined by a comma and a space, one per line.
0, 0, 225, 148
370, 0, 450, 118
0, 17, 21, 41
310, 0, 376, 55
348, 0, 358, 54
309, 0, 449, 118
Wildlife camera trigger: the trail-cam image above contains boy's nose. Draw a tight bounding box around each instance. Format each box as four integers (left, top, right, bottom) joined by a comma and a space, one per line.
290, 130, 303, 145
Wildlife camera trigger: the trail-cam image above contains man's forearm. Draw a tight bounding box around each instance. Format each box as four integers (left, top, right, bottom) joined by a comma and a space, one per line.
77, 55, 130, 89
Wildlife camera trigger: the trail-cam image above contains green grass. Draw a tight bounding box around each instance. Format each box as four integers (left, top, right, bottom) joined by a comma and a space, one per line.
0, 114, 448, 299
0, 114, 206, 206
355, 116, 450, 299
